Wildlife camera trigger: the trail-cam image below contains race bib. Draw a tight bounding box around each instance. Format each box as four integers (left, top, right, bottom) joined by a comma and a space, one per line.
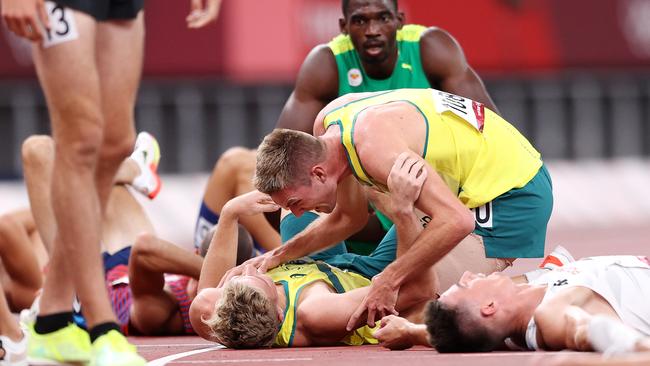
414, 201, 493, 229
471, 201, 493, 228
42, 1, 79, 48
432, 90, 485, 132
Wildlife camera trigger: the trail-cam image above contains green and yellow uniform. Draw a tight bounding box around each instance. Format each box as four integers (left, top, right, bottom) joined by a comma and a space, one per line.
323, 88, 553, 258
329, 24, 431, 95
329, 25, 433, 253
271, 261, 377, 347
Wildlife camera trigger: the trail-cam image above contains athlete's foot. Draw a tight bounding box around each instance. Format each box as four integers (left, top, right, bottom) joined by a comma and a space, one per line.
27, 322, 91, 364
91, 330, 145, 366
0, 328, 28, 366
130, 132, 162, 199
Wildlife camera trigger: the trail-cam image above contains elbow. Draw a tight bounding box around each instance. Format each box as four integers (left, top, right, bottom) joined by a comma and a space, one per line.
450, 209, 475, 242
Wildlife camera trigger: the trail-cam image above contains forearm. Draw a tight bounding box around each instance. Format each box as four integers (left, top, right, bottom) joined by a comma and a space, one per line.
383, 221, 468, 289
276, 210, 367, 261
137, 236, 203, 279
406, 323, 431, 347
197, 210, 239, 291
389, 206, 423, 257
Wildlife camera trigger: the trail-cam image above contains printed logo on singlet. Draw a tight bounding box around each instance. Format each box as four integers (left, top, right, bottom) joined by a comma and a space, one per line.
553, 279, 568, 287
348, 68, 363, 87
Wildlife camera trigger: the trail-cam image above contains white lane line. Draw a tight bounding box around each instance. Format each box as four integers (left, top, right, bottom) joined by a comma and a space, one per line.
138, 343, 214, 348
147, 345, 225, 366
168, 358, 314, 364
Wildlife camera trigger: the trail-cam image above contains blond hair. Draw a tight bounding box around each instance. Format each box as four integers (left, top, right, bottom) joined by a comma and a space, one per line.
254, 129, 325, 194
202, 281, 281, 348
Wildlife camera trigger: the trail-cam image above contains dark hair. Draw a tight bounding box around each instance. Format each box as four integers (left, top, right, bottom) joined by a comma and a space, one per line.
342, 0, 398, 17
425, 300, 500, 353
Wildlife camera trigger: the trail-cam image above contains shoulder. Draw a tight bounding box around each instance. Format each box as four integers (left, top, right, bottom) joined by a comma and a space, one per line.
419, 27, 468, 77
301, 44, 337, 77
295, 44, 339, 99
295, 282, 332, 330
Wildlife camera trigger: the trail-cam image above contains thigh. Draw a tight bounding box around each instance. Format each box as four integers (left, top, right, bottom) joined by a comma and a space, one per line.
32, 8, 102, 140
96, 12, 144, 142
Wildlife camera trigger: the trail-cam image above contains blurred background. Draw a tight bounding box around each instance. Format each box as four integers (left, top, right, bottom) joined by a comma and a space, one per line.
1, 0, 649, 258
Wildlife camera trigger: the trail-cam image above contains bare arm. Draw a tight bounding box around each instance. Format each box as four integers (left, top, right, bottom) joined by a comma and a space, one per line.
357, 124, 474, 293
260, 175, 369, 271
374, 315, 430, 350
347, 110, 474, 328
197, 191, 280, 292
421, 27, 499, 114
276, 45, 339, 133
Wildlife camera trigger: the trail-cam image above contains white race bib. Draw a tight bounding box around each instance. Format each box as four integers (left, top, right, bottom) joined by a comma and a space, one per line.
42, 1, 79, 48
432, 90, 485, 132
414, 201, 493, 229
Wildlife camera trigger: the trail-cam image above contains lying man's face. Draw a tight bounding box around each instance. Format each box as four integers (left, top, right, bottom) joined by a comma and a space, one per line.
440, 271, 516, 308
201, 266, 284, 348
229, 264, 281, 305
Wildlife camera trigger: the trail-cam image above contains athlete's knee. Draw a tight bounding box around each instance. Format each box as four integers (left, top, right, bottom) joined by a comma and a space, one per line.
99, 130, 137, 167
0, 213, 21, 248
54, 126, 104, 168
132, 232, 159, 261
214, 147, 255, 175
21, 135, 54, 169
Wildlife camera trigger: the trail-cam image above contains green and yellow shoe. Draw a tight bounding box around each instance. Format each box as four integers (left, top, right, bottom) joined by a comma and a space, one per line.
27, 322, 91, 364
90, 330, 145, 366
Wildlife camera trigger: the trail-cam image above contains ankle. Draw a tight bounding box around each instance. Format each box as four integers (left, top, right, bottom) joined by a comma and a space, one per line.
35, 311, 74, 334
89, 322, 121, 343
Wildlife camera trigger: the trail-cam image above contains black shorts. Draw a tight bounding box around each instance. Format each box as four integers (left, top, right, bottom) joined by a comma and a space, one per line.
54, 0, 144, 21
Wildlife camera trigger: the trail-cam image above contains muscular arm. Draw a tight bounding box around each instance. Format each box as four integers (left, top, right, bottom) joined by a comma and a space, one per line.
355, 110, 475, 293
270, 175, 369, 265
298, 276, 433, 345
421, 27, 499, 114
275, 45, 339, 133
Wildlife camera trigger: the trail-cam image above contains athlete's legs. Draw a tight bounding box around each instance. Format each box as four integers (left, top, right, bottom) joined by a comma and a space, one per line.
102, 185, 154, 255
0, 210, 43, 311
128, 233, 202, 335
94, 13, 143, 209
32, 10, 107, 325
0, 282, 24, 355
198, 147, 280, 251
21, 135, 56, 252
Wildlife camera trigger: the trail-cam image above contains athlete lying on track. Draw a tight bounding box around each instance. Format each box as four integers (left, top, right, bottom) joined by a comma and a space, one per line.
190, 157, 436, 348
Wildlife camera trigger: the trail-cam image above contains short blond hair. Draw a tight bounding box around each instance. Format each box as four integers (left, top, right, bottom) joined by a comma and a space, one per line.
254, 129, 325, 194
203, 282, 281, 348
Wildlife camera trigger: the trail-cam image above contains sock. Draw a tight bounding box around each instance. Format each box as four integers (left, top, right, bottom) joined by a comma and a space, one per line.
34, 311, 74, 334
89, 322, 121, 343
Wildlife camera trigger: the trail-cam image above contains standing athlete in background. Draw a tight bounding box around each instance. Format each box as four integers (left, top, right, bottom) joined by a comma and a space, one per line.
1, 0, 221, 364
